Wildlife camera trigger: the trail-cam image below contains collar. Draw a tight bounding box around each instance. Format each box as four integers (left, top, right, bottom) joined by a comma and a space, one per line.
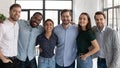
97, 26, 106, 32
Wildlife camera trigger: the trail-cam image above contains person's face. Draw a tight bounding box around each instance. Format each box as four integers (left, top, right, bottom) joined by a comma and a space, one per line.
30, 14, 42, 27
61, 12, 71, 25
44, 21, 54, 32
95, 14, 105, 29
78, 14, 88, 28
9, 7, 21, 21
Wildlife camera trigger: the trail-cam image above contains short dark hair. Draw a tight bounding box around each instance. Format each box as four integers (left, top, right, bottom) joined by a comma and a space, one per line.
33, 12, 43, 17
9, 3, 21, 11
94, 11, 106, 19
43, 19, 54, 26
61, 9, 72, 16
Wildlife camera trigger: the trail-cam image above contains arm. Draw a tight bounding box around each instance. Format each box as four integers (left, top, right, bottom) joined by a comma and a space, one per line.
0, 49, 13, 63
111, 31, 120, 68
86, 39, 100, 56
0, 24, 12, 63
80, 39, 100, 60
36, 35, 42, 53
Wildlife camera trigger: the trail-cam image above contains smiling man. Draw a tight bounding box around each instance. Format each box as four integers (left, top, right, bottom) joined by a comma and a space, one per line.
17, 12, 43, 68
0, 3, 21, 68
54, 9, 78, 68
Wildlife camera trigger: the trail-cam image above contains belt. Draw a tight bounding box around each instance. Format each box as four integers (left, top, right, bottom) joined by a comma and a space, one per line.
98, 57, 105, 60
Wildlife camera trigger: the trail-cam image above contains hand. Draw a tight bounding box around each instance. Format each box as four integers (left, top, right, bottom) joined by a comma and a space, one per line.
2, 57, 13, 63
39, 48, 43, 53
80, 54, 89, 61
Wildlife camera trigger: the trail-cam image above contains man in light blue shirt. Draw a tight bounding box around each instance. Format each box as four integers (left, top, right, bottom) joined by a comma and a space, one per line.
54, 9, 78, 68
17, 12, 43, 68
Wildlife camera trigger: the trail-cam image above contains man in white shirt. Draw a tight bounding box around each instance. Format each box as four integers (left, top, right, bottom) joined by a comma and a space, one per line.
0, 3, 21, 68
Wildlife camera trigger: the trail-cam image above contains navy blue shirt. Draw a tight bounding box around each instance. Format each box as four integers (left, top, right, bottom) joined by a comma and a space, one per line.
36, 32, 58, 58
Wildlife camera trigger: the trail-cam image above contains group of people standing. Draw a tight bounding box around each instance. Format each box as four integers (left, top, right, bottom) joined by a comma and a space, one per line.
0, 3, 120, 68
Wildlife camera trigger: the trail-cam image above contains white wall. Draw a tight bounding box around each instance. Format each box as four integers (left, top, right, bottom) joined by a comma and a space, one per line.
73, 0, 103, 26
118, 7, 120, 36
0, 0, 15, 17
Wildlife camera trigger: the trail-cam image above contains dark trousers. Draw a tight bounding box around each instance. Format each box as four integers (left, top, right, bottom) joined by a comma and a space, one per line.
0, 57, 19, 68
97, 57, 107, 68
18, 57, 37, 68
56, 61, 75, 68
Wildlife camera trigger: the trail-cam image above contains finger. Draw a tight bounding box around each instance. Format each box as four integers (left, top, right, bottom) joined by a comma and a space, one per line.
9, 60, 13, 63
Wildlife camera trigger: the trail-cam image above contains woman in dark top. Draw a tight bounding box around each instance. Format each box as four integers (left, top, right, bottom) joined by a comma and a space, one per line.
36, 19, 57, 68
76, 12, 100, 68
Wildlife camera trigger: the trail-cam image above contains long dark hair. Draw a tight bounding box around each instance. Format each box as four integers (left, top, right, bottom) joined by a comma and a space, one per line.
78, 12, 92, 32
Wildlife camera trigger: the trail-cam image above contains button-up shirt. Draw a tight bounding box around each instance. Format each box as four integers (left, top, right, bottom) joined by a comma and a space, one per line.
95, 26, 106, 58
36, 32, 58, 58
0, 19, 19, 57
17, 20, 43, 61
54, 24, 78, 67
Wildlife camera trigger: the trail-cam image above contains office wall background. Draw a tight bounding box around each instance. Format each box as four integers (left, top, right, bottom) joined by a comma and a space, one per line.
0, 0, 14, 17
73, 0, 103, 26
118, 7, 120, 34
0, 0, 103, 25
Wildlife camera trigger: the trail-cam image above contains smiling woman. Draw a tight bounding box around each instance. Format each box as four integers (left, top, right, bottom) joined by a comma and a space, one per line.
0, 13, 6, 23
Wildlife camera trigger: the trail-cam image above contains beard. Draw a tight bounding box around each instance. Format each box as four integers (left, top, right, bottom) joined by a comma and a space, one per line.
62, 21, 70, 25
10, 16, 19, 21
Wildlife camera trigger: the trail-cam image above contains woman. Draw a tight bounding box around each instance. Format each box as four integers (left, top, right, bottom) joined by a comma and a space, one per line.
36, 19, 57, 68
76, 12, 100, 68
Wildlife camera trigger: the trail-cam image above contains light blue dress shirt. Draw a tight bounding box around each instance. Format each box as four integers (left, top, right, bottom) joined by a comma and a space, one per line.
95, 26, 106, 58
54, 24, 78, 67
17, 19, 43, 61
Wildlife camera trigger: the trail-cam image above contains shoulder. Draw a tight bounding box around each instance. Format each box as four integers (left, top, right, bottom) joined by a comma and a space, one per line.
0, 23, 4, 30
0, 19, 8, 28
87, 30, 96, 40
17, 19, 28, 25
92, 26, 97, 31
54, 24, 61, 32
87, 30, 94, 35
70, 24, 78, 29
105, 27, 117, 35
53, 32, 58, 38
0, 20, 9, 33
38, 25, 43, 29
37, 32, 44, 39
54, 24, 61, 29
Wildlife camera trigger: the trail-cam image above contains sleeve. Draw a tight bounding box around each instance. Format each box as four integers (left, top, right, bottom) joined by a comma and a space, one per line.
54, 33, 58, 46
111, 30, 120, 68
88, 30, 96, 41
0, 24, 4, 48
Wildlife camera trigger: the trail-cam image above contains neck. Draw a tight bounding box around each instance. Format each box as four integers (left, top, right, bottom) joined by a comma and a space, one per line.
8, 18, 16, 25
62, 23, 70, 30
82, 26, 86, 31
98, 26, 104, 31
45, 31, 52, 39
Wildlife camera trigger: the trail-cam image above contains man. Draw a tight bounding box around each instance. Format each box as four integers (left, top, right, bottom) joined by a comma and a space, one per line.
17, 12, 43, 68
93, 11, 120, 68
54, 9, 78, 68
0, 3, 21, 68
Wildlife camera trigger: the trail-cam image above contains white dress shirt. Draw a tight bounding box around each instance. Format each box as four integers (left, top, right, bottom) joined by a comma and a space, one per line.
0, 19, 19, 57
